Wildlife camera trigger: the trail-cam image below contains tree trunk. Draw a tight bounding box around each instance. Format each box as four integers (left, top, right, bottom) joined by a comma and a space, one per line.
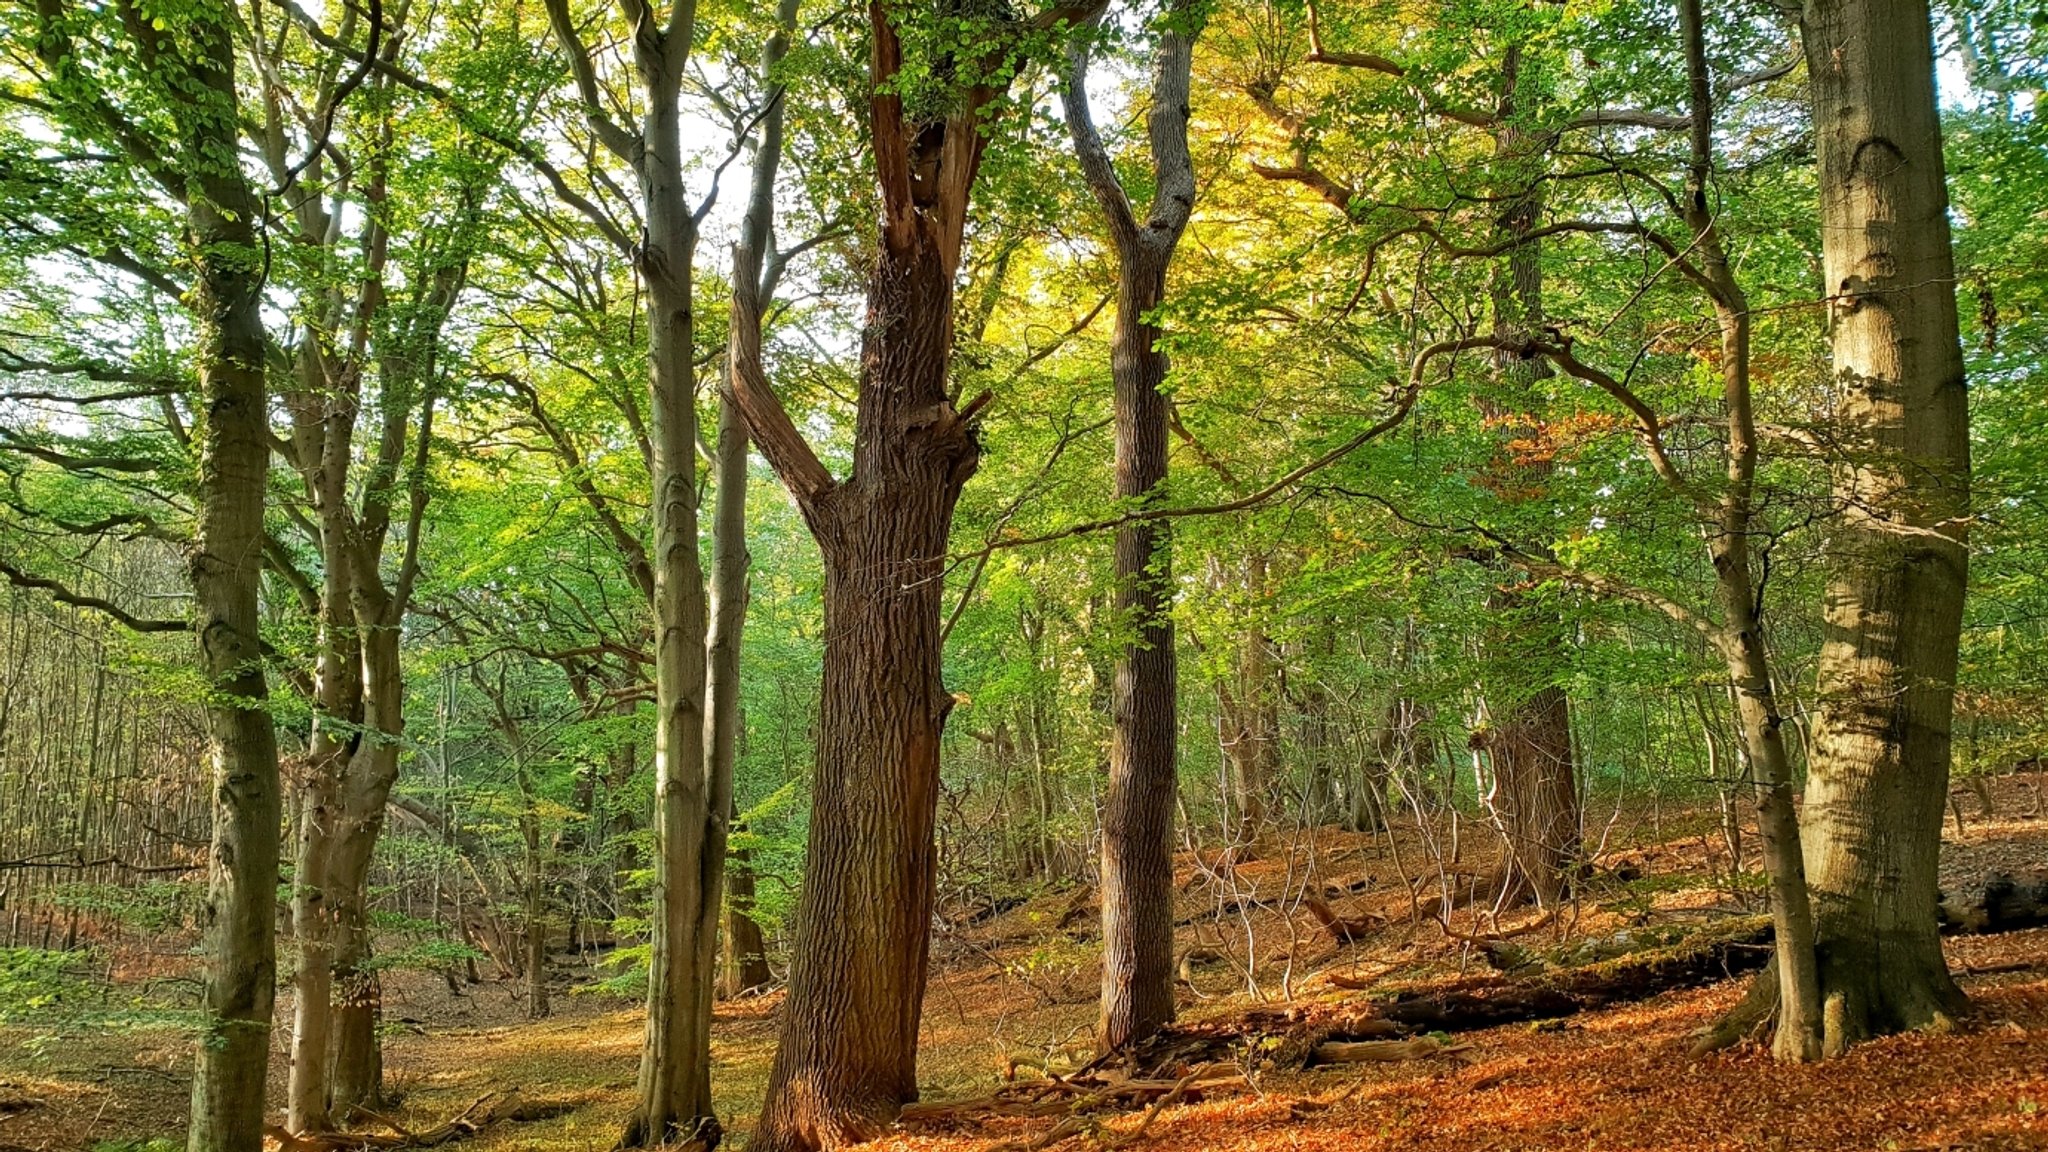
1215, 558, 1277, 840
514, 736, 550, 1021
285, 401, 362, 1135
733, 7, 1028, 1144
323, 547, 415, 1113
1480, 685, 1579, 906
1061, 12, 1201, 1054
751, 230, 977, 1151
178, 23, 283, 1152
1668, 0, 1827, 1061
1797, 0, 1971, 1053
328, 917, 383, 1116
1094, 252, 1180, 1050
622, 109, 718, 1152
1476, 46, 1580, 909
720, 846, 773, 998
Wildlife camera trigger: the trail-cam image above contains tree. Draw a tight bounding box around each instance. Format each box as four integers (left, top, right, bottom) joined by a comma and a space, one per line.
4, 3, 284, 1148
729, 3, 1095, 1145
249, 4, 508, 1119
1059, 0, 1203, 1052
1244, 0, 1590, 904
534, 0, 721, 1138
1793, 0, 1972, 1053
711, 0, 801, 1008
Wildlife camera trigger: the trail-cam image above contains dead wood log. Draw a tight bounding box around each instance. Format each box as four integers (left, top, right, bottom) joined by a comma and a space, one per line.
1304, 896, 1381, 944
904, 1065, 1241, 1142
1311, 1036, 1471, 1064
1941, 870, 2048, 935
1372, 916, 1775, 1033
265, 1091, 577, 1151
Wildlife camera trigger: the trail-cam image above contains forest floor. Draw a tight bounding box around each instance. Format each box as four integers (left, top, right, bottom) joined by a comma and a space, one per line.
3, 776, 2046, 1152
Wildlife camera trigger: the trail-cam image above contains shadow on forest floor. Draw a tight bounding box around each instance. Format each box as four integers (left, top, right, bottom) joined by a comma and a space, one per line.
3, 777, 2045, 1152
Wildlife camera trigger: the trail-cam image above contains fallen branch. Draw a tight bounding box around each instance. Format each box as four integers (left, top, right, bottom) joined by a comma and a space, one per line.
265, 1091, 576, 1150
1304, 896, 1383, 944
1311, 1036, 1472, 1064
1373, 916, 1775, 1033
902, 1063, 1243, 1147
1941, 871, 2048, 935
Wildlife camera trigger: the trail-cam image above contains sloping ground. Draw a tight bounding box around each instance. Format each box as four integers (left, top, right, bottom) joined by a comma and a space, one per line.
1, 778, 2043, 1151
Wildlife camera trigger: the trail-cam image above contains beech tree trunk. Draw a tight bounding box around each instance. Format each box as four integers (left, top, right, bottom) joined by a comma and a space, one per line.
284, 387, 362, 1134
175, 22, 284, 1152
1797, 0, 1971, 1053
706, 0, 796, 1002
1061, 7, 1201, 1054
623, 107, 718, 1152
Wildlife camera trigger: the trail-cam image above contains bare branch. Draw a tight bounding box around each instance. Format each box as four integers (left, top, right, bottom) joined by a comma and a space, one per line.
0, 554, 187, 632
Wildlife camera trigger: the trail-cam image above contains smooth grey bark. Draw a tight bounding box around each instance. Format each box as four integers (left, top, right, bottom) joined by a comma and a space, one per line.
1059, 0, 1203, 1053
1797, 0, 1971, 1053
532, 0, 720, 1140
706, 0, 799, 1012
154, 15, 284, 1151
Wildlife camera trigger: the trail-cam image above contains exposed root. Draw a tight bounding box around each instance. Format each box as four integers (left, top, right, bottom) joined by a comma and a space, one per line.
1689, 963, 1779, 1057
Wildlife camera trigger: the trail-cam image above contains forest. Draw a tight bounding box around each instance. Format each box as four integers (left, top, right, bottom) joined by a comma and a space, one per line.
0, 0, 2044, 1148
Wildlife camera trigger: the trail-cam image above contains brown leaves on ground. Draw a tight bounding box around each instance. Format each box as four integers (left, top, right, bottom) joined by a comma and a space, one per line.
2, 781, 2045, 1151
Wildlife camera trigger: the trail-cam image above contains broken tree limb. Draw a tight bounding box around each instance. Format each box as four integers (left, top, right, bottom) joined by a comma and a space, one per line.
1311, 1036, 1472, 1064
1304, 896, 1382, 943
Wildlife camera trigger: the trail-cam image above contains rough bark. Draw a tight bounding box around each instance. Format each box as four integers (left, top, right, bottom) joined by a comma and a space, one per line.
748, 224, 975, 1152
1797, 0, 1972, 1054
1475, 47, 1580, 909
1476, 685, 1579, 906
1060, 4, 1202, 1054
733, 6, 1042, 1145
719, 844, 773, 998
